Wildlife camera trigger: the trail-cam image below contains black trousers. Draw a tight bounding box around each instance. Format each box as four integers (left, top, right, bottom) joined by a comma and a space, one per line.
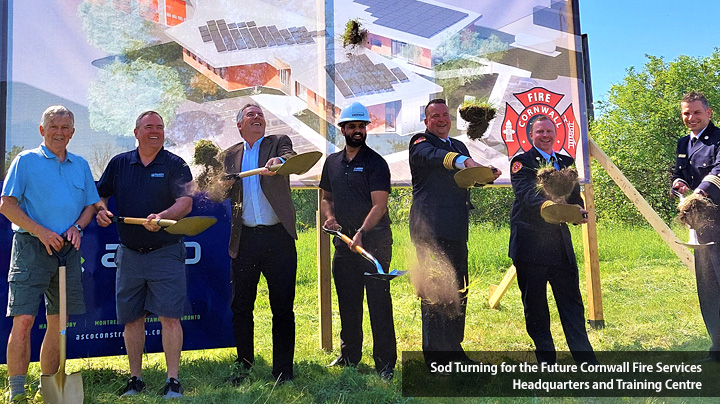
332, 232, 396, 372
414, 238, 469, 365
231, 224, 297, 379
514, 259, 595, 364
694, 244, 720, 356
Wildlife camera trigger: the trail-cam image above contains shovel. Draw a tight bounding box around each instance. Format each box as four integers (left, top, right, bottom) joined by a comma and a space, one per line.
223, 151, 322, 180
454, 166, 497, 188
41, 243, 83, 404
540, 201, 587, 224
672, 190, 715, 249
114, 216, 217, 236
322, 226, 407, 280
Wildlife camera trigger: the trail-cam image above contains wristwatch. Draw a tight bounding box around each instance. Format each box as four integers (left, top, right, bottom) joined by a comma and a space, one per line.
73, 224, 83, 233
356, 229, 366, 237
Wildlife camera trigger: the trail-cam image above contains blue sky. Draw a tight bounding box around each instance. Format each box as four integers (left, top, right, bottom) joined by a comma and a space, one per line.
579, 0, 720, 103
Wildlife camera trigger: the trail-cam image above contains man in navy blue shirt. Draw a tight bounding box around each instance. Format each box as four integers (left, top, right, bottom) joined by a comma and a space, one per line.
96, 111, 192, 398
319, 102, 396, 380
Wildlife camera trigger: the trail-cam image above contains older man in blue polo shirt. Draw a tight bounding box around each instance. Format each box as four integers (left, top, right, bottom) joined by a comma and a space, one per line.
1, 105, 99, 403
96, 111, 192, 399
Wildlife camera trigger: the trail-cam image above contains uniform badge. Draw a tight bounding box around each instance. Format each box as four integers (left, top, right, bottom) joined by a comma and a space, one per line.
413, 136, 426, 145
511, 161, 523, 173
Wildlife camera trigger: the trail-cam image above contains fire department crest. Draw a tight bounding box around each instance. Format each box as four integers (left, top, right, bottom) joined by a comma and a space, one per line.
502, 87, 579, 159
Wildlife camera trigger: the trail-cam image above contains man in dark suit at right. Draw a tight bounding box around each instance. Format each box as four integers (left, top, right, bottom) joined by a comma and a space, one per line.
672, 91, 720, 362
509, 115, 596, 365
211, 103, 298, 384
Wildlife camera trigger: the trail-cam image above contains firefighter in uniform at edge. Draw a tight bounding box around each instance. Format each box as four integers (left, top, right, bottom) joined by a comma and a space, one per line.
672, 91, 720, 362
409, 98, 501, 366
508, 115, 597, 365
319, 102, 396, 380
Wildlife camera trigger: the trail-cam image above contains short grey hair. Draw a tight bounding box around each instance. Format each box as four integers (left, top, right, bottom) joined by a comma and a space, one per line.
40, 105, 74, 129
135, 111, 164, 129
236, 103, 262, 122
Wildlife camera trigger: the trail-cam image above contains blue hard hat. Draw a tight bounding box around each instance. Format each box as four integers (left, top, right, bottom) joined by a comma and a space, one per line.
338, 102, 371, 125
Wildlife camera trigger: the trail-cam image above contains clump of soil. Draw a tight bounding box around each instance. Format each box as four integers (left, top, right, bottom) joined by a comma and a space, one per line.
342, 18, 368, 48
193, 140, 223, 192
536, 165, 578, 203
459, 104, 496, 140
678, 193, 716, 231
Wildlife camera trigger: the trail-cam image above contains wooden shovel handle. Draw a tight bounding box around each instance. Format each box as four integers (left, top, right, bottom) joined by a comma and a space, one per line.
223, 163, 283, 180
119, 217, 178, 227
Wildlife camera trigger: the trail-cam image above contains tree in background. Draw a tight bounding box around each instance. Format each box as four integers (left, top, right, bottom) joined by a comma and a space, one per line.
590, 49, 720, 224
87, 59, 185, 137
3, 146, 25, 179
77, 0, 156, 55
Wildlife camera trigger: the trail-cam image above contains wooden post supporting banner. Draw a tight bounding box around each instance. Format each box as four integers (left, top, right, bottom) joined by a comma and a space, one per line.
488, 265, 516, 309
581, 182, 604, 328
588, 139, 695, 273
317, 189, 332, 350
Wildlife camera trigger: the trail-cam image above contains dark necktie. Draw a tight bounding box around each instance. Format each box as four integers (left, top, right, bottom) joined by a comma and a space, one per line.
691, 137, 698, 148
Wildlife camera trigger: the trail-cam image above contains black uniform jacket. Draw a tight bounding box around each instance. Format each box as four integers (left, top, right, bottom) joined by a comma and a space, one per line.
508, 148, 582, 266
409, 130, 472, 242
673, 121, 720, 201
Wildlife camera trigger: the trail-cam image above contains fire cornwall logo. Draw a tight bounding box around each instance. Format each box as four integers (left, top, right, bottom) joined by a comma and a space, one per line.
502, 87, 579, 159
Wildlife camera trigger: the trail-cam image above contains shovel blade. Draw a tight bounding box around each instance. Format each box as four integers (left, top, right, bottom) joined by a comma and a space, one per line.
275, 151, 322, 176
41, 372, 84, 404
164, 216, 218, 236
454, 166, 496, 188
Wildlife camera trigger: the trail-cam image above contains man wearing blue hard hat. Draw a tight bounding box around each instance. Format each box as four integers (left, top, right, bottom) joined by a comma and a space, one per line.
319, 102, 396, 379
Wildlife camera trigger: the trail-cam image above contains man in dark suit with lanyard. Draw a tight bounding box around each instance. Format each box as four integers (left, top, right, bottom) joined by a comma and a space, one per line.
409, 98, 500, 367
509, 115, 596, 365
212, 103, 298, 383
672, 91, 720, 362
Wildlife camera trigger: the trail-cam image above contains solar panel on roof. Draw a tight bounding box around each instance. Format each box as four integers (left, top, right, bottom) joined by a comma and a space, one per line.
390, 67, 409, 82
336, 78, 354, 98
258, 26, 276, 47
247, 21, 257, 27
265, 26, 284, 46
354, 0, 468, 39
279, 29, 296, 44
239, 27, 257, 49
249, 26, 267, 48
230, 28, 247, 50
237, 21, 247, 28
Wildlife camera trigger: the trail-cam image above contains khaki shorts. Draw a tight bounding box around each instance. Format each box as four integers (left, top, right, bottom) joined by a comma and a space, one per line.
6, 232, 85, 317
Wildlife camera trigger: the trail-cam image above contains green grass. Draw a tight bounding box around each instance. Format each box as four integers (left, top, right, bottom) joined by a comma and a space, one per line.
2, 224, 708, 403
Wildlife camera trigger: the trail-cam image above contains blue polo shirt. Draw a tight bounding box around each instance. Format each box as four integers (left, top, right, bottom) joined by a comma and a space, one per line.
96, 148, 192, 250
1, 144, 100, 234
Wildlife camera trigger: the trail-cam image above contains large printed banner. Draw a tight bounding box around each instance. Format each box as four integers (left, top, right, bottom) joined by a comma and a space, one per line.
3, 0, 591, 360
0, 190, 235, 363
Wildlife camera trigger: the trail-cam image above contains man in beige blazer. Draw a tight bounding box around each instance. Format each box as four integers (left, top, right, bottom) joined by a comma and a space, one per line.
213, 103, 298, 384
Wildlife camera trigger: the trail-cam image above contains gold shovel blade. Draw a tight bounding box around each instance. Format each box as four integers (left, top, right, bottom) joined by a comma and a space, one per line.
275, 151, 322, 176
540, 203, 584, 224
164, 216, 218, 236
454, 166, 496, 188
40, 371, 84, 404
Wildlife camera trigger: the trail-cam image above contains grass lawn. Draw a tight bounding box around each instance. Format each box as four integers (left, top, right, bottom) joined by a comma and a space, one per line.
2, 224, 708, 403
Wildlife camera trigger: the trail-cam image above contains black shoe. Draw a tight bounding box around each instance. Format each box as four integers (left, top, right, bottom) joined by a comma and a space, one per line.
161, 378, 184, 399
275, 373, 294, 385
228, 361, 251, 386
378, 368, 394, 380
120, 376, 146, 397
328, 356, 356, 367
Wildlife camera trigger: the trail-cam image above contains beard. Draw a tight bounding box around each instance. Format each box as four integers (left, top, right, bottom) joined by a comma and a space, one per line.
344, 133, 366, 148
